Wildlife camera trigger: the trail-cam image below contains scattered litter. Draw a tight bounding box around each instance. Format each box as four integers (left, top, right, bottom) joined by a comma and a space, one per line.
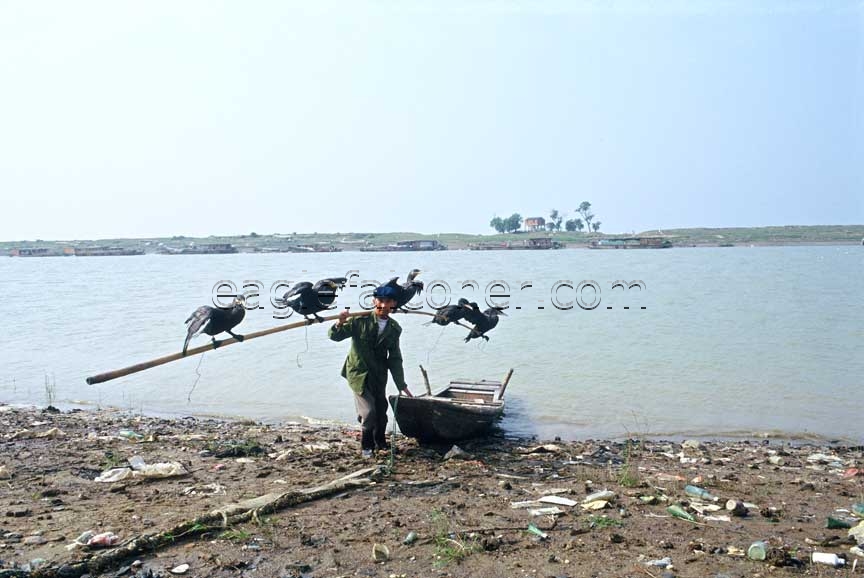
850, 546, 864, 558
95, 457, 188, 482
645, 556, 673, 568
402, 531, 418, 545
853, 503, 864, 517
583, 489, 615, 504
807, 453, 844, 466
689, 502, 722, 514
171, 563, 190, 574
87, 532, 120, 547
94, 468, 133, 483
539, 495, 577, 507
372, 543, 390, 562
768, 455, 785, 466
518, 444, 561, 454
843, 468, 863, 478
23, 535, 47, 546
747, 541, 767, 561
725, 499, 748, 517
827, 517, 853, 529
811, 552, 845, 567
303, 442, 331, 451
654, 473, 686, 482
529, 506, 564, 516
849, 521, 864, 545
685, 484, 718, 501
0, 465, 10, 479
510, 500, 543, 509
235, 457, 255, 464
582, 500, 610, 511
702, 515, 731, 522
8, 427, 64, 439
667, 505, 695, 522
182, 483, 225, 496
444, 445, 471, 461
66, 531, 96, 550
118, 430, 144, 440
526, 524, 548, 540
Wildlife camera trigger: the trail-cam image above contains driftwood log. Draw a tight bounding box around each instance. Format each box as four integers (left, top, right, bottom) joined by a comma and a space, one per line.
26, 467, 379, 578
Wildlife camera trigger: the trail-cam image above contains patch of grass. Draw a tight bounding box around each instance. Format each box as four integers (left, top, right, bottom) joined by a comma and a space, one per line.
100, 451, 125, 470
43, 372, 56, 408
588, 515, 624, 529
207, 439, 265, 458
429, 509, 481, 567
618, 439, 642, 488
220, 529, 251, 542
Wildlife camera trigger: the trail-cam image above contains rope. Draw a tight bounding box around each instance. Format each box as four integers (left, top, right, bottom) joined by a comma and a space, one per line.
385, 394, 399, 476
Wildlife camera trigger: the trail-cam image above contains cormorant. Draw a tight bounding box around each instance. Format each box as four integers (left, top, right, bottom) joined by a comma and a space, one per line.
276, 277, 347, 322
378, 269, 423, 310
463, 306, 507, 342
183, 294, 246, 355
429, 298, 477, 326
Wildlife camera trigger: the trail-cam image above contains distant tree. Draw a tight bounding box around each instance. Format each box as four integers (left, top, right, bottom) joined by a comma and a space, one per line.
576, 202, 595, 233
505, 213, 523, 233
490, 216, 506, 234
592, 221, 601, 233
547, 209, 563, 232
250, 232, 259, 238
565, 218, 584, 232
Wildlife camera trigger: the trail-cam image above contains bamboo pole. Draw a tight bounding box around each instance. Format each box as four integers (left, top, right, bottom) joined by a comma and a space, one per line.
85, 310, 473, 385
419, 364, 432, 396
498, 368, 514, 400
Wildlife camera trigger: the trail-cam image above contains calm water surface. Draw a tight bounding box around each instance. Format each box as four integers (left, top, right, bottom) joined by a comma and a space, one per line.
1, 246, 861, 441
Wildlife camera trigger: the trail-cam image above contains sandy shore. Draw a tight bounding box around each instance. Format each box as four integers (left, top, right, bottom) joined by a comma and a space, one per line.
1, 404, 862, 578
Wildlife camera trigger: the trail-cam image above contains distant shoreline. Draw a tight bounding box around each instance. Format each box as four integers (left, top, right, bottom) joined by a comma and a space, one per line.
2, 224, 863, 255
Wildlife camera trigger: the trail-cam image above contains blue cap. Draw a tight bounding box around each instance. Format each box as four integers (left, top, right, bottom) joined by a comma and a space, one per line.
373, 286, 398, 299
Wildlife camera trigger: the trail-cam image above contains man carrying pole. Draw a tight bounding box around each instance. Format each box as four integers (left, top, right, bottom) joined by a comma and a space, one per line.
329, 286, 413, 458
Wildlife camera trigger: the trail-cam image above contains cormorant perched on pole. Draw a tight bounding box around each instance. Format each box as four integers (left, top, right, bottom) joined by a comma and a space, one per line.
463, 306, 507, 342
276, 277, 347, 323
183, 294, 247, 355
429, 298, 477, 326
378, 269, 423, 311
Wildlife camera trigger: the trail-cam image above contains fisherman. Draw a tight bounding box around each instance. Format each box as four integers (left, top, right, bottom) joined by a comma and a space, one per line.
329, 286, 413, 458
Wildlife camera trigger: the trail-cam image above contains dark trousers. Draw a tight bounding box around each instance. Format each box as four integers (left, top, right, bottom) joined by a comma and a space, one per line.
354, 380, 389, 450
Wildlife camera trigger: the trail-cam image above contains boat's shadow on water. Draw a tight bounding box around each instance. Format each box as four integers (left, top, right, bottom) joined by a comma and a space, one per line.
485, 396, 541, 442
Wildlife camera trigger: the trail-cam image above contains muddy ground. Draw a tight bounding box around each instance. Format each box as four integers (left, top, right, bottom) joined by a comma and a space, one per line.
1, 404, 862, 578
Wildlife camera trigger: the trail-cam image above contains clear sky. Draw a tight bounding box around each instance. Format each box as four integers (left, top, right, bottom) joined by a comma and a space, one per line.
0, 1, 861, 240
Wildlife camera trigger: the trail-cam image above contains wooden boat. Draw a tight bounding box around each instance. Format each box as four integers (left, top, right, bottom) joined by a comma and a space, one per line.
389, 369, 513, 443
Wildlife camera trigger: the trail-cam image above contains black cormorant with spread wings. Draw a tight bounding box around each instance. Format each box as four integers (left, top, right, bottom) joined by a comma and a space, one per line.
378, 269, 423, 310
276, 277, 347, 323
463, 306, 507, 342
183, 294, 247, 355
429, 298, 477, 326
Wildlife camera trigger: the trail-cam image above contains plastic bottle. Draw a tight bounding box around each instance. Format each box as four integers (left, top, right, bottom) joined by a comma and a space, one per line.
811, 552, 845, 567
684, 485, 718, 501
747, 541, 767, 561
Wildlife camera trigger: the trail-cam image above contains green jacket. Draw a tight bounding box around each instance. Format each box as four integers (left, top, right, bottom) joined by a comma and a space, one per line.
328, 314, 408, 394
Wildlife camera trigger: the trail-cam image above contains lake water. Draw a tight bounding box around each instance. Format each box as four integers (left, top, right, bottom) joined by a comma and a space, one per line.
1, 246, 861, 442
